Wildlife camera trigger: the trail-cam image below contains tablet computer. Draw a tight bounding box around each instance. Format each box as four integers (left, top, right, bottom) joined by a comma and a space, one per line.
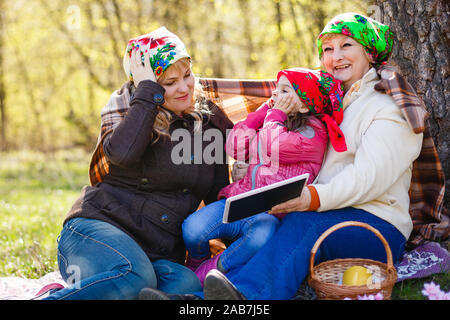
222, 173, 309, 223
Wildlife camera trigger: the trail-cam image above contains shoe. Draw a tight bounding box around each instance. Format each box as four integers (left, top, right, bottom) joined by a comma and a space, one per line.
139, 288, 170, 300
185, 255, 209, 272
139, 288, 202, 300
32, 283, 65, 300
195, 253, 222, 286
203, 269, 246, 300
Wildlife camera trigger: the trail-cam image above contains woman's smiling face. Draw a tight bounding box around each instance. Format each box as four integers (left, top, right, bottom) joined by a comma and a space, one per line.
159, 58, 195, 116
321, 34, 372, 92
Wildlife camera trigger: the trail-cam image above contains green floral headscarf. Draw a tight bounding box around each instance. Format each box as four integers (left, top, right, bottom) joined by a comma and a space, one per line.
317, 12, 394, 66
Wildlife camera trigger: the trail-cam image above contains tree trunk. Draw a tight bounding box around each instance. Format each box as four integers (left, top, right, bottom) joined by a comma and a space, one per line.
375, 0, 450, 207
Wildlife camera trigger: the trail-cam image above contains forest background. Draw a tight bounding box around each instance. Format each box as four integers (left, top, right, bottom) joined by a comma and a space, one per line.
0, 0, 373, 152
0, 0, 448, 299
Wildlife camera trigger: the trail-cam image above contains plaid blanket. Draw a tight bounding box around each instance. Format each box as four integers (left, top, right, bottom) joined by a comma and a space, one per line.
88, 70, 448, 247
373, 64, 449, 247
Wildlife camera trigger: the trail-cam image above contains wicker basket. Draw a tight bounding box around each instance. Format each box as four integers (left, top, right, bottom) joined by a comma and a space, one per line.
307, 221, 397, 300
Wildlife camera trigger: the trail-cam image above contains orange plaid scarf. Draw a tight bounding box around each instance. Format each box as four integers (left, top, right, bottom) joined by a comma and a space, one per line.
374, 64, 449, 247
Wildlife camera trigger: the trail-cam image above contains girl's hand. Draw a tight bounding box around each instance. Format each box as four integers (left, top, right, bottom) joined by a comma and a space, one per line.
272, 91, 299, 115
130, 48, 157, 87
268, 186, 311, 214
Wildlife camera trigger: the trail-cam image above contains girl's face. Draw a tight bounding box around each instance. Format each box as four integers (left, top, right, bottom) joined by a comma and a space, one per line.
273, 76, 309, 114
159, 60, 195, 116
321, 34, 372, 92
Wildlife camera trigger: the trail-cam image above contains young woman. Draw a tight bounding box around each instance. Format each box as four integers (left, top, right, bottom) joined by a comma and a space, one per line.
43, 27, 233, 300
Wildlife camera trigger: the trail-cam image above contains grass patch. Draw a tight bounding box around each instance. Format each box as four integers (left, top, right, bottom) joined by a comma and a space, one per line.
0, 150, 448, 299
391, 273, 449, 300
0, 149, 89, 278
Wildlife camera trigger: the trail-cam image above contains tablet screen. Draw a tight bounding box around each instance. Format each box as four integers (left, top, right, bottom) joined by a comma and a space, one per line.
222, 173, 308, 223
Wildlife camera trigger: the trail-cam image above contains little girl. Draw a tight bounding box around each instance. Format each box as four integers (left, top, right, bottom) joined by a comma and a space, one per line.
182, 68, 346, 285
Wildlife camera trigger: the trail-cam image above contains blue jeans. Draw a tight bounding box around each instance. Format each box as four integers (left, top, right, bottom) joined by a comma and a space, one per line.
196, 208, 407, 300
182, 199, 280, 271
44, 217, 201, 300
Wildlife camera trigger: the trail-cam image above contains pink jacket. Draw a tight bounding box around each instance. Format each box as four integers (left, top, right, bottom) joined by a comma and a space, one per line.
218, 103, 328, 199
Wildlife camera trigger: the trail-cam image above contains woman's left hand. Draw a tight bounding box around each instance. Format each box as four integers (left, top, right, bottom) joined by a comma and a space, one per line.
268, 186, 311, 214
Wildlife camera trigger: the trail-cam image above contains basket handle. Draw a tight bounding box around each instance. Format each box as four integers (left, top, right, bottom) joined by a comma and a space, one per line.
309, 221, 395, 278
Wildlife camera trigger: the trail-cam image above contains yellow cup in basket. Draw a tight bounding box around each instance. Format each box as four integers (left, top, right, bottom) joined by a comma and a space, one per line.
342, 266, 373, 286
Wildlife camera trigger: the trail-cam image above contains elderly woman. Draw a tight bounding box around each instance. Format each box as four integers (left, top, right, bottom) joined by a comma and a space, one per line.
43, 27, 233, 300
142, 13, 424, 301
202, 12, 424, 300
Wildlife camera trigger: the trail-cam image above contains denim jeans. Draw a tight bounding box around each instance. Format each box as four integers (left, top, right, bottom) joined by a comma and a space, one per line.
182, 199, 280, 271
44, 217, 201, 300
195, 207, 406, 300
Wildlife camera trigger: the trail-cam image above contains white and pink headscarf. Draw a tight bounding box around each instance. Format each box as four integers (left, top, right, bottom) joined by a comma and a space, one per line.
123, 26, 190, 82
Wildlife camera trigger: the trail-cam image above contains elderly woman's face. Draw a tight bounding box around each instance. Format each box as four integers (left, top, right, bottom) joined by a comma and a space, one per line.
321, 34, 371, 92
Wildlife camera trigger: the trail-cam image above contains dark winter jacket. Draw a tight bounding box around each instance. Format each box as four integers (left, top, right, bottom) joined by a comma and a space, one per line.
64, 80, 233, 264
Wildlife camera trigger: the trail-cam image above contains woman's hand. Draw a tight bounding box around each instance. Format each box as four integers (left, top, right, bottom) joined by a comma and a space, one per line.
268, 186, 311, 214
130, 48, 156, 87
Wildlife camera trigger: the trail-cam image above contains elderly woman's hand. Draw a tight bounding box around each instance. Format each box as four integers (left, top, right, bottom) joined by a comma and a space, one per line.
268, 186, 311, 214
130, 48, 156, 87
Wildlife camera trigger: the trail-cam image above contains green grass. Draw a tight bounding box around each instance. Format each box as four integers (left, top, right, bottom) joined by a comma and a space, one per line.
0, 150, 89, 278
0, 150, 448, 299
392, 273, 449, 300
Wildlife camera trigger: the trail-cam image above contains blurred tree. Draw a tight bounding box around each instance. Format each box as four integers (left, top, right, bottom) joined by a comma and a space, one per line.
0, 0, 369, 152
238, 0, 256, 74
0, 0, 6, 151
274, 0, 288, 69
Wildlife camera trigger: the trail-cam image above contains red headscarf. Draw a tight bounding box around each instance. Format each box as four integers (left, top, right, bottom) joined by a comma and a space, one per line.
277, 68, 347, 152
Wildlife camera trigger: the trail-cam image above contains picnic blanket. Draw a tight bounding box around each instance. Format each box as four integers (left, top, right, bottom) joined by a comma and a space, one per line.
0, 271, 66, 300
1, 241, 448, 300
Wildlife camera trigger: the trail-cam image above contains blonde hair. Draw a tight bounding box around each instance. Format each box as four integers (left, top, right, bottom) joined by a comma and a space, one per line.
152, 58, 210, 143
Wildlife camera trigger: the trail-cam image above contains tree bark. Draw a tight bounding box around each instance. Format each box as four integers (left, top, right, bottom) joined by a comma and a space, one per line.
375, 0, 450, 206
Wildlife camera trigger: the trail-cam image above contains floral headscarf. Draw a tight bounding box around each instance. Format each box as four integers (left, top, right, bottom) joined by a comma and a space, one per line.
277, 68, 347, 152
123, 26, 190, 82
317, 12, 394, 66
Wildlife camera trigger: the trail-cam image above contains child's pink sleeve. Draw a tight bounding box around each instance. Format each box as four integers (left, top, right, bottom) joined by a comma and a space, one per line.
259, 111, 328, 164
225, 103, 270, 160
